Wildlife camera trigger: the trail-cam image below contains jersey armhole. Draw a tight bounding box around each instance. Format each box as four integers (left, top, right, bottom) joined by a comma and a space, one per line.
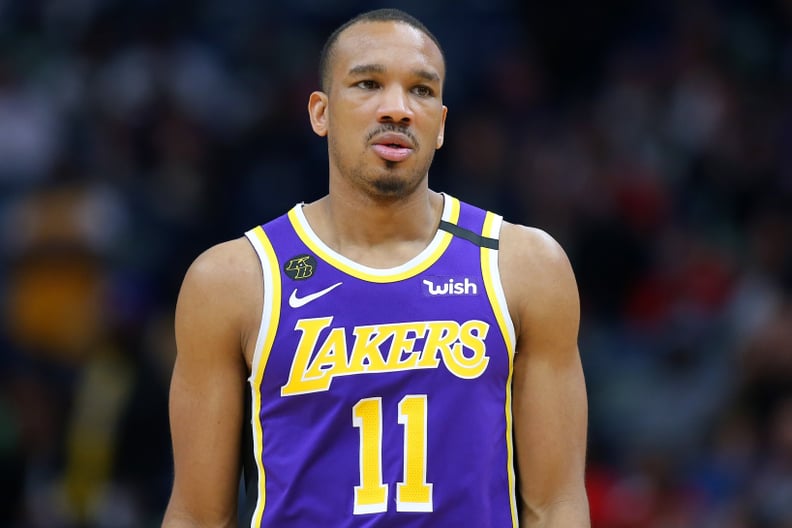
242, 226, 282, 526
480, 213, 517, 354
244, 226, 282, 378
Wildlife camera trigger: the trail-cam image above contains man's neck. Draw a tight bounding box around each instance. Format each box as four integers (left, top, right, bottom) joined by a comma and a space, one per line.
302, 188, 444, 268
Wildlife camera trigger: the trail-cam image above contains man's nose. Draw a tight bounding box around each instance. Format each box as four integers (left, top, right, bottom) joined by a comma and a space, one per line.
377, 86, 413, 124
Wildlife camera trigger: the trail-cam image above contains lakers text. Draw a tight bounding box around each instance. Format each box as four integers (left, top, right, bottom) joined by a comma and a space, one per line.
281, 316, 491, 395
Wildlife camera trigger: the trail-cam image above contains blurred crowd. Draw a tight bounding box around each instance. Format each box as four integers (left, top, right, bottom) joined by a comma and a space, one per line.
0, 0, 790, 526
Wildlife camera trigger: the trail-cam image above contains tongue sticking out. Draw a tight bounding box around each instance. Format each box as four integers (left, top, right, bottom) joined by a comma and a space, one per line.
372, 143, 413, 162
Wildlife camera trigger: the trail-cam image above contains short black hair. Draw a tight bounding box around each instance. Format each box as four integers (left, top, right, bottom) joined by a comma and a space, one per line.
318, 8, 445, 92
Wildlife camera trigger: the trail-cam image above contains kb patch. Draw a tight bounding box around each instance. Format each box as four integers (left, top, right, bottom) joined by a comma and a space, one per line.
284, 254, 317, 280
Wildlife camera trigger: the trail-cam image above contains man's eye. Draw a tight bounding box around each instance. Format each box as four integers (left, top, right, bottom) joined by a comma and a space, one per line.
413, 85, 433, 97
356, 80, 379, 89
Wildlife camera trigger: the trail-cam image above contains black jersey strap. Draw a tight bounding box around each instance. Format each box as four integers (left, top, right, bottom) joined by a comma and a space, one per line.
438, 220, 499, 250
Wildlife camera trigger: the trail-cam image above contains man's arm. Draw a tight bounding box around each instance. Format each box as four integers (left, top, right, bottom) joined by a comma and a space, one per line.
501, 223, 590, 527
162, 239, 261, 528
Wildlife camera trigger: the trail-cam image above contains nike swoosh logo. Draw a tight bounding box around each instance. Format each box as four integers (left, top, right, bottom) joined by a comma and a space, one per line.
288, 282, 343, 308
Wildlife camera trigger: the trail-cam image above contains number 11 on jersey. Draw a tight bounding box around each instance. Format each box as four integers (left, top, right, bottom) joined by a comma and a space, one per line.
352, 395, 434, 514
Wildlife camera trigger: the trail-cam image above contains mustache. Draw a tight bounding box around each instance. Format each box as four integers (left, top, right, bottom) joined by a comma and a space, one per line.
365, 123, 419, 147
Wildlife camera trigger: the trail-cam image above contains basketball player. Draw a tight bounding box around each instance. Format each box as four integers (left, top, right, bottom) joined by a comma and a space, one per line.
162, 8, 589, 527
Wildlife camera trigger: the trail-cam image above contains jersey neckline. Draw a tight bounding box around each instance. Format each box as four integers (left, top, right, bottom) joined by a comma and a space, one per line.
287, 194, 461, 283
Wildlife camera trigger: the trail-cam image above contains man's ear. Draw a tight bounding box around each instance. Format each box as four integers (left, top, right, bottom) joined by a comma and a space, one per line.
308, 91, 329, 137
436, 105, 448, 149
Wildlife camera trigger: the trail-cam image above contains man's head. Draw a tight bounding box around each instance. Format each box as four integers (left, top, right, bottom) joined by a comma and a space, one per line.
318, 9, 446, 94
308, 9, 448, 200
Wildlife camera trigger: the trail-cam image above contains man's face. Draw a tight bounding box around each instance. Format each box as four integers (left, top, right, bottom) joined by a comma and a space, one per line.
310, 21, 448, 199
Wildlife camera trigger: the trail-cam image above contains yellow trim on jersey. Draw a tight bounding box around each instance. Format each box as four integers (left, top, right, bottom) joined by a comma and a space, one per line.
286, 195, 461, 283
480, 212, 519, 527
245, 225, 282, 527
481, 213, 516, 351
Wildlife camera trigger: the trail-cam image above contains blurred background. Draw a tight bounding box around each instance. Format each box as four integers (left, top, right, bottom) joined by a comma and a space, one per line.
0, 0, 790, 526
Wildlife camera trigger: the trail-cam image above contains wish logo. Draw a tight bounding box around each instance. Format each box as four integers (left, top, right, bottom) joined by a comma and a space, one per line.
422, 276, 478, 297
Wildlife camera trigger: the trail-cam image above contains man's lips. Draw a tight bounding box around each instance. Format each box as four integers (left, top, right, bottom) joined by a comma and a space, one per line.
371, 144, 413, 162
370, 132, 415, 162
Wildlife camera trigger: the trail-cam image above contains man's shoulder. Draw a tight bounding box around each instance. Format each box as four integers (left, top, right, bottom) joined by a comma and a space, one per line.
498, 221, 579, 326
181, 237, 260, 295
499, 221, 569, 267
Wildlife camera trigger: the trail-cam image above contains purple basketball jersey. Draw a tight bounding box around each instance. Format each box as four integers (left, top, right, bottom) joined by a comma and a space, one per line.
241, 194, 518, 527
